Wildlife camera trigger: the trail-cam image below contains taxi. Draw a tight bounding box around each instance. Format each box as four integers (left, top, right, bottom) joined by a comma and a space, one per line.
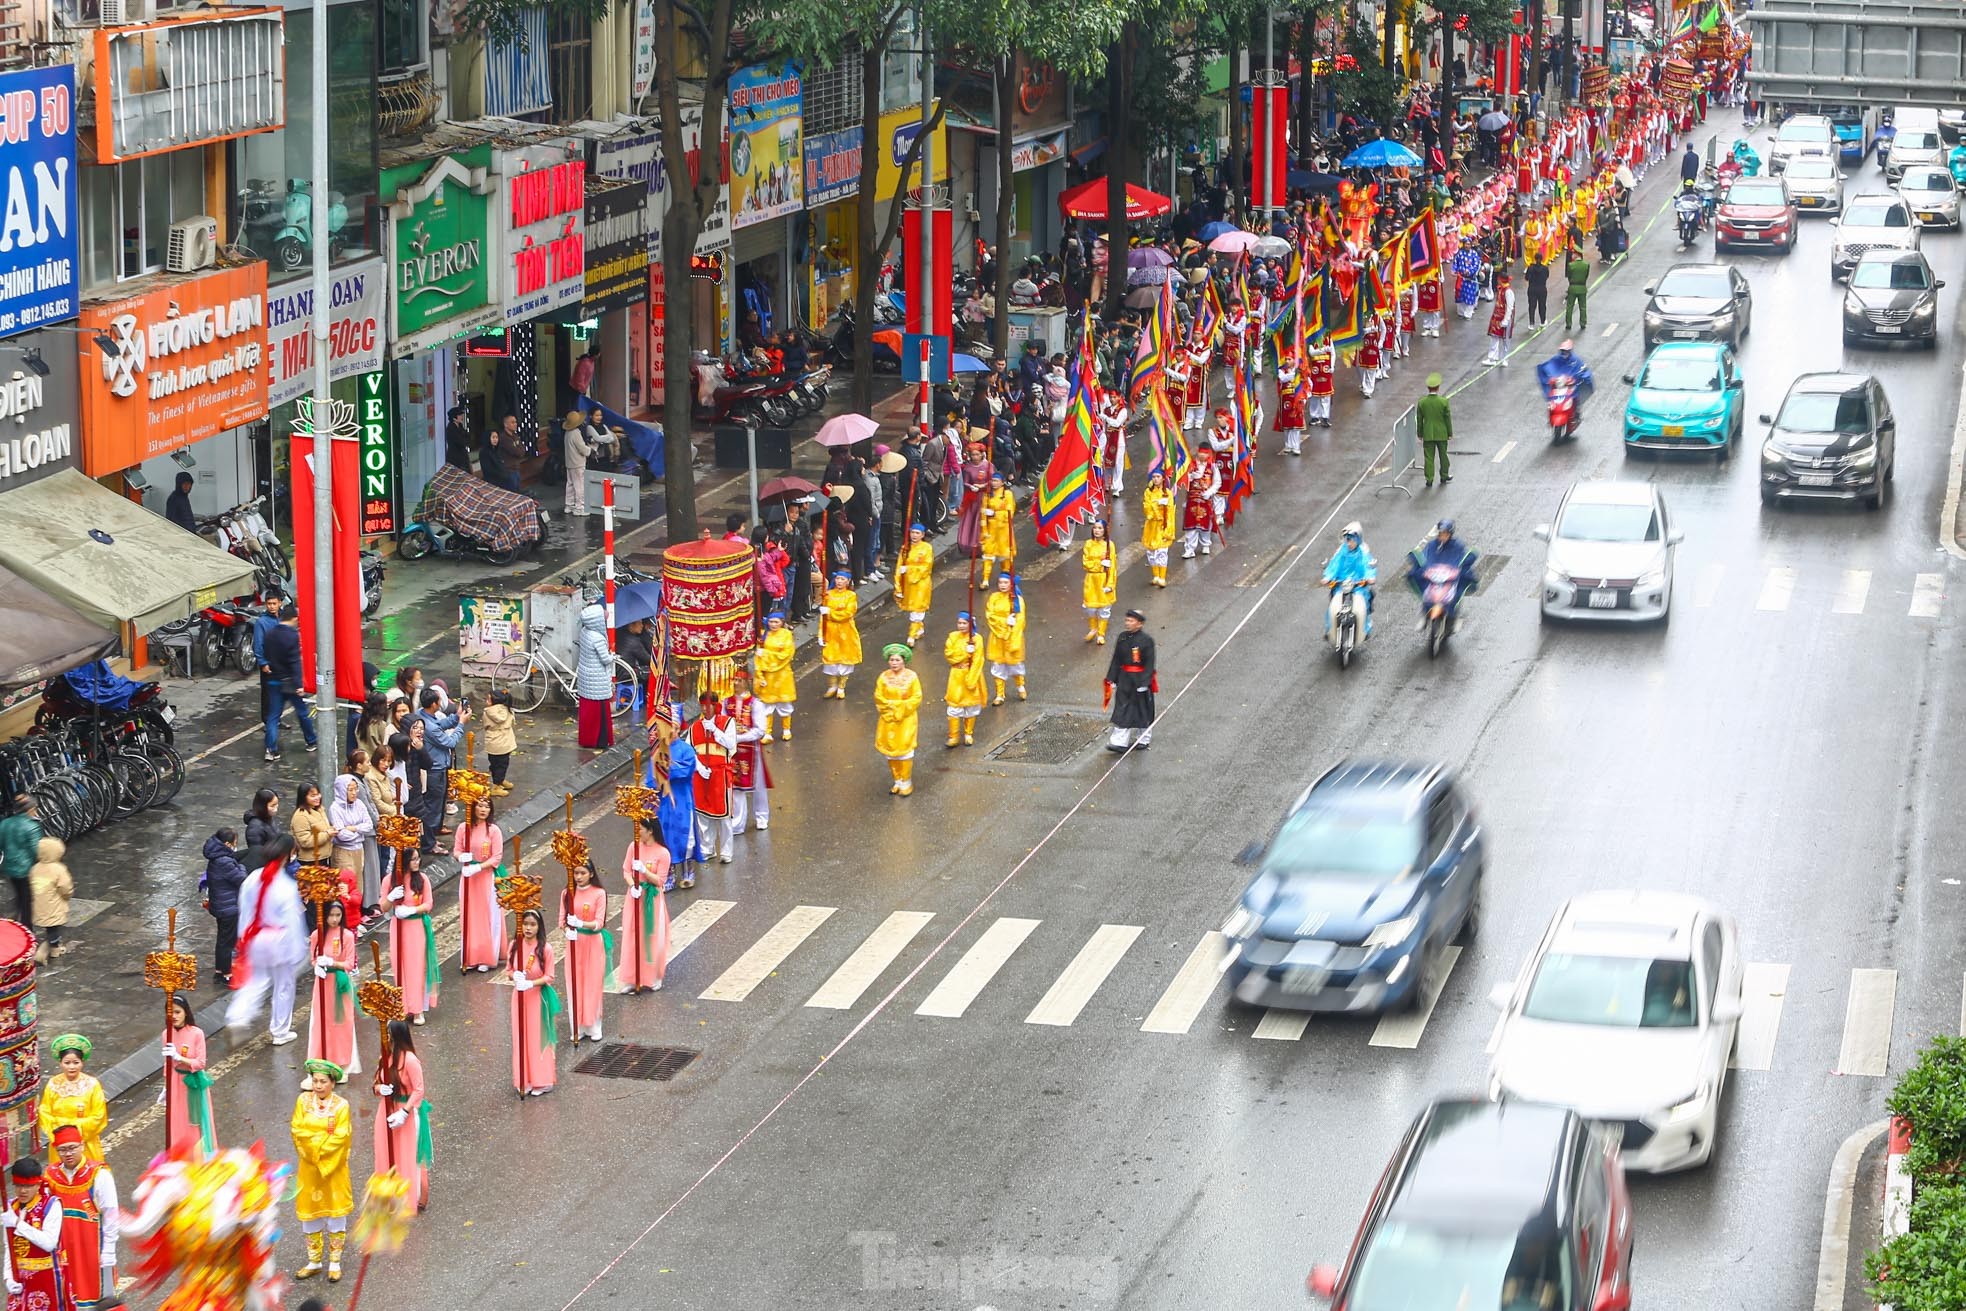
1622, 340, 1745, 458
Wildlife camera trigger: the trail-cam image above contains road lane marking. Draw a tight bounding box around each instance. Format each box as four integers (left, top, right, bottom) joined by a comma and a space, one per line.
1601, 323, 1618, 337
1492, 440, 1517, 464
698, 905, 835, 1002
1141, 932, 1227, 1034
1252, 1009, 1311, 1041
1729, 962, 1790, 1071
1910, 573, 1944, 618
1695, 564, 1725, 607
1370, 945, 1463, 1049
1756, 566, 1796, 612
665, 898, 737, 965
914, 917, 1041, 1017
805, 911, 935, 1010
1835, 968, 1897, 1076
1831, 570, 1871, 615
1025, 924, 1142, 1026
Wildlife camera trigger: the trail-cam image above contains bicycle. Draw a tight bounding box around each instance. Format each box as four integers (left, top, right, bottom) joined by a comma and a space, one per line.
490, 623, 637, 717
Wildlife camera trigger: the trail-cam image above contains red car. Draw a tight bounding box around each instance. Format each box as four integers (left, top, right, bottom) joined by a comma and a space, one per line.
1308, 1098, 1634, 1311
1715, 177, 1799, 254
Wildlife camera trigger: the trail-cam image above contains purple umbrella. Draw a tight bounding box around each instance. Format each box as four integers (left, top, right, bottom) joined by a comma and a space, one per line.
1127, 247, 1176, 269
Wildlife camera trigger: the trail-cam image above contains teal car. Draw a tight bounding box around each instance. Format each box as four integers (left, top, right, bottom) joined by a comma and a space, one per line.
1621, 341, 1745, 458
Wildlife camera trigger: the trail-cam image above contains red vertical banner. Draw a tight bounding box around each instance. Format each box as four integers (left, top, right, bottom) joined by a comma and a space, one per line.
290, 433, 368, 704
901, 206, 953, 339
1250, 82, 1289, 212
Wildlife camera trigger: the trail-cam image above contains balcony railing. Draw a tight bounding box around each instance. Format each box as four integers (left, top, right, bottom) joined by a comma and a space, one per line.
90, 7, 283, 162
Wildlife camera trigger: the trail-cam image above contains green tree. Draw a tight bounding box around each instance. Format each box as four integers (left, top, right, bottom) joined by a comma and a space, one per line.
1416, 0, 1519, 161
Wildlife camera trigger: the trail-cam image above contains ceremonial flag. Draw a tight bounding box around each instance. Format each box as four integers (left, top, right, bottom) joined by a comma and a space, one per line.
1368, 247, 1395, 307
1404, 207, 1440, 278
1329, 279, 1371, 351
1671, 4, 1696, 38
1697, 0, 1720, 31
1145, 383, 1190, 488
1128, 277, 1172, 404
1033, 322, 1104, 548
1267, 244, 1305, 341
1191, 275, 1223, 352
1300, 271, 1326, 345
1224, 358, 1257, 525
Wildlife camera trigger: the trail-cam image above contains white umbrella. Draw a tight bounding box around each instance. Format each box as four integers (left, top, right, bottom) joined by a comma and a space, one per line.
1252, 235, 1292, 259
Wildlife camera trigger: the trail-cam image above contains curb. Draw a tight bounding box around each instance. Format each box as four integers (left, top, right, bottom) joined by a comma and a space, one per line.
97, 741, 639, 1105
1817, 1118, 1889, 1311
1940, 349, 1966, 561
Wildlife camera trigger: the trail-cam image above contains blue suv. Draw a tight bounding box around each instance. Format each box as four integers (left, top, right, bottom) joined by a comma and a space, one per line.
1222, 760, 1483, 1014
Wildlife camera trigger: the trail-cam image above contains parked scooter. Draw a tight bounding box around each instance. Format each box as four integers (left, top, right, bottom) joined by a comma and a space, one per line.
1327, 581, 1371, 668
690, 352, 801, 426
360, 549, 385, 617
274, 179, 349, 274
197, 600, 263, 677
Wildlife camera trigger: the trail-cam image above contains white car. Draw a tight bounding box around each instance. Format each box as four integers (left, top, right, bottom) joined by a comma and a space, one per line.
1769, 114, 1835, 174
1830, 194, 1921, 279
1487, 891, 1745, 1173
1784, 157, 1844, 214
1535, 480, 1681, 624
1896, 166, 1962, 230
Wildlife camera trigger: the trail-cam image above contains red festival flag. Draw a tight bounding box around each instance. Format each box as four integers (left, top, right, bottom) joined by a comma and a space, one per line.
1033, 324, 1104, 548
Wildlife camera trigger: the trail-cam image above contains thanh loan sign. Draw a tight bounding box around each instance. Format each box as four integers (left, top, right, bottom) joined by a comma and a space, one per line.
0, 66, 78, 340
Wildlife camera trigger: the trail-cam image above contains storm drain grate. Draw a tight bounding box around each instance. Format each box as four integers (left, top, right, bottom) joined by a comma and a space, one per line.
986, 711, 1109, 764
573, 1043, 700, 1081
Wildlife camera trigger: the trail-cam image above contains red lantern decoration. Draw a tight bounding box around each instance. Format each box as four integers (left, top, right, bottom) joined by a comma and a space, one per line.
661, 538, 757, 699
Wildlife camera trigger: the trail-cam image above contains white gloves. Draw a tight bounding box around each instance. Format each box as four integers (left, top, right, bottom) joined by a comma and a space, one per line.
161, 1043, 179, 1060
460, 862, 480, 877
315, 955, 335, 969
387, 1110, 408, 1129
695, 763, 711, 780
631, 860, 647, 874
512, 975, 534, 992
629, 886, 643, 900
6, 1277, 20, 1294
2, 1212, 18, 1228
394, 906, 415, 919
387, 886, 406, 902
374, 1083, 394, 1098
312, 965, 327, 980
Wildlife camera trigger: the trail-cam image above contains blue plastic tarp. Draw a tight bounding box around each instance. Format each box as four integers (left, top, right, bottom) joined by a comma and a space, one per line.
586, 399, 664, 480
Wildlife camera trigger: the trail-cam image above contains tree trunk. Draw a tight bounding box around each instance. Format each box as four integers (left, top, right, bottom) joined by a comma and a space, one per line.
654, 0, 699, 540
990, 54, 1016, 362
1383, 0, 1396, 72
1102, 28, 1132, 322
1529, 0, 1545, 107
850, 43, 883, 414
1437, 19, 1456, 168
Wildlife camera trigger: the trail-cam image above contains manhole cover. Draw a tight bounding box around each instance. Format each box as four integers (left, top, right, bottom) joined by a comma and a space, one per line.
573, 1043, 700, 1081
986, 711, 1109, 764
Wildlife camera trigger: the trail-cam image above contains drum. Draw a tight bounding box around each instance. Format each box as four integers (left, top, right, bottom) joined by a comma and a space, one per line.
661, 539, 757, 699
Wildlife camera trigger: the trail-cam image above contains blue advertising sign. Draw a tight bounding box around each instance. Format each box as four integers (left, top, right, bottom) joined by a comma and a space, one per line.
804, 127, 863, 206
0, 66, 76, 339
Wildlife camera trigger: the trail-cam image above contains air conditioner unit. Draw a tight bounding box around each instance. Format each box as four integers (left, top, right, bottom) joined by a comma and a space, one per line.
167, 216, 218, 273
98, 0, 153, 24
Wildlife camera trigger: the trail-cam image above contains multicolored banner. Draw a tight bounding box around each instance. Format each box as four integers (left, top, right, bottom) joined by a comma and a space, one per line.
1033, 323, 1104, 548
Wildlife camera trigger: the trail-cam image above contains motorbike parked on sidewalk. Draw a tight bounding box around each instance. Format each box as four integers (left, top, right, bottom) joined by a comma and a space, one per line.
197, 600, 264, 676
399, 465, 549, 567
1327, 582, 1371, 669
361, 548, 385, 616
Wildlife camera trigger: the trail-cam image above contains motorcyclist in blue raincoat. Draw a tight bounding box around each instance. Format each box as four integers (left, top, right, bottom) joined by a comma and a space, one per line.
1405, 520, 1480, 625
1536, 338, 1596, 404
1730, 138, 1761, 175
1949, 140, 1966, 188
1322, 522, 1377, 634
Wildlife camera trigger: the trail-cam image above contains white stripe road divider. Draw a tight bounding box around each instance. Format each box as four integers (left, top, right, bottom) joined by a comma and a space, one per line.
806, 911, 935, 1010
1253, 1008, 1312, 1042
699, 905, 836, 1002
1026, 924, 1142, 1026
1601, 323, 1619, 337
1729, 962, 1790, 1071
666, 898, 736, 963
1369, 945, 1463, 1049
1491, 440, 1517, 465
1835, 967, 1897, 1077
1757, 565, 1797, 612
915, 917, 1041, 1018
1140, 932, 1227, 1034
1910, 573, 1944, 618
1831, 569, 1872, 616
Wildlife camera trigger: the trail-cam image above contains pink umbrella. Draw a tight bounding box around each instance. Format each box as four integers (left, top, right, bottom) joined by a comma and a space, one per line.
814, 413, 880, 447
1207, 230, 1263, 254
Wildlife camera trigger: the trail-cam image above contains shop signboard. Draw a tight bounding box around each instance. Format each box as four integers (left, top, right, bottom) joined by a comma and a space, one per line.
357, 368, 396, 535
582, 175, 650, 318
804, 127, 862, 206
265, 257, 386, 408
383, 144, 500, 359
1009, 130, 1067, 174
0, 66, 78, 339
593, 114, 729, 257
727, 62, 803, 228
459, 593, 527, 678
632, 0, 656, 101
500, 141, 587, 325
875, 103, 949, 203
76, 261, 269, 475
0, 326, 78, 491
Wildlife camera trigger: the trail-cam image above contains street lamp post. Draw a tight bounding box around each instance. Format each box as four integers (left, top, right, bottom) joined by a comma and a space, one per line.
309, 0, 335, 796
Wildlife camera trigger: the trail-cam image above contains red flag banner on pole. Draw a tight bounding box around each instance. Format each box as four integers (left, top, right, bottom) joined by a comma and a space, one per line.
1033, 324, 1104, 548
290, 433, 368, 704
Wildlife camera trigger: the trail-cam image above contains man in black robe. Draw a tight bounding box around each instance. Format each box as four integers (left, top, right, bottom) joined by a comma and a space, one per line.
1104, 609, 1157, 752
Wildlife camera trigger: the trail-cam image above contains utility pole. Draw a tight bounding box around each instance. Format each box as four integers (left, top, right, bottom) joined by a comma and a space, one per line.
916, 0, 934, 441
309, 0, 335, 797
1264, 5, 1275, 228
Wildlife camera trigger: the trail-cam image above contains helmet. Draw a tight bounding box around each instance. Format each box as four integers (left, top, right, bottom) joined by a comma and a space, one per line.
1558, 339, 1574, 352
1434, 519, 1455, 536
1342, 521, 1363, 539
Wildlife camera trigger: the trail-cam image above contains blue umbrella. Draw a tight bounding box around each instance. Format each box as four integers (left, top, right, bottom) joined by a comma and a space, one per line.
609, 581, 665, 628
1342, 138, 1423, 169
951, 352, 990, 374
1197, 220, 1235, 241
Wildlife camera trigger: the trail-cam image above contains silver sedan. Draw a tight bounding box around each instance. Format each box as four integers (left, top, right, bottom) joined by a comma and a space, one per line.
1536, 481, 1682, 625
1784, 158, 1844, 215
1897, 167, 1963, 230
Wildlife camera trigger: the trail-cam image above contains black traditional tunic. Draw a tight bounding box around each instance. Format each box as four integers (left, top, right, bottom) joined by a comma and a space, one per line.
1105, 629, 1157, 730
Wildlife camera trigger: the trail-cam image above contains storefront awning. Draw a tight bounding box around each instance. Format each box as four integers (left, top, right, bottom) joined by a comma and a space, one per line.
0, 470, 256, 635
0, 563, 116, 693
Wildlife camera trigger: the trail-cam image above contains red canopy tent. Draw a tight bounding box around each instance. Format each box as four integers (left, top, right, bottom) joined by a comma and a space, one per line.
1058, 179, 1174, 222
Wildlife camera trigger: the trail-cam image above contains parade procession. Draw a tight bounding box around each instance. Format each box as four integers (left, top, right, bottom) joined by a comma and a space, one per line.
11, 0, 1964, 1301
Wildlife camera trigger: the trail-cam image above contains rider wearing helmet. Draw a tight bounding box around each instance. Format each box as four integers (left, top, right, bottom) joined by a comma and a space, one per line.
1405, 519, 1480, 627
1536, 338, 1596, 404
1322, 522, 1377, 633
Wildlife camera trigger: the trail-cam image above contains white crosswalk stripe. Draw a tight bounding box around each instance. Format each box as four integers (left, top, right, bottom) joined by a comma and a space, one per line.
1831, 570, 1871, 615
1492, 440, 1517, 464
1369, 946, 1463, 1049
1695, 564, 1725, 608
806, 911, 935, 1010
1729, 962, 1789, 1071
1836, 968, 1897, 1077
1141, 933, 1227, 1034
1911, 573, 1944, 618
666, 898, 736, 961
699, 905, 835, 1002
1756, 566, 1796, 612
1252, 1008, 1311, 1041
916, 917, 1040, 1018
1026, 924, 1142, 1026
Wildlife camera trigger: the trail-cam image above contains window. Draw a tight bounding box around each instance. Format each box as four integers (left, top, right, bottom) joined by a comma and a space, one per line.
379, 0, 428, 76
545, 6, 592, 126
81, 149, 208, 286
1522, 954, 1697, 1027
880, 6, 921, 114
1267, 805, 1419, 878
1425, 794, 1453, 861
1699, 924, 1723, 1008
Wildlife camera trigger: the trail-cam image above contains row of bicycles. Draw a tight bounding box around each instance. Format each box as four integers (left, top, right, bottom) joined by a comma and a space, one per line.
0, 665, 186, 843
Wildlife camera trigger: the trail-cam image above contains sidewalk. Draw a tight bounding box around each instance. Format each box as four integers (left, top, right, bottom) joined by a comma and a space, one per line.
57, 377, 945, 1104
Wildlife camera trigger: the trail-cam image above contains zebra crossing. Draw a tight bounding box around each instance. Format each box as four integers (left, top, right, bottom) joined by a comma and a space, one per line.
644, 901, 1944, 1077
1678, 565, 1950, 619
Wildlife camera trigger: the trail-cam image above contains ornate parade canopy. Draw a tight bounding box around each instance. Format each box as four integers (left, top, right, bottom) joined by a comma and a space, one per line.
662, 538, 757, 697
